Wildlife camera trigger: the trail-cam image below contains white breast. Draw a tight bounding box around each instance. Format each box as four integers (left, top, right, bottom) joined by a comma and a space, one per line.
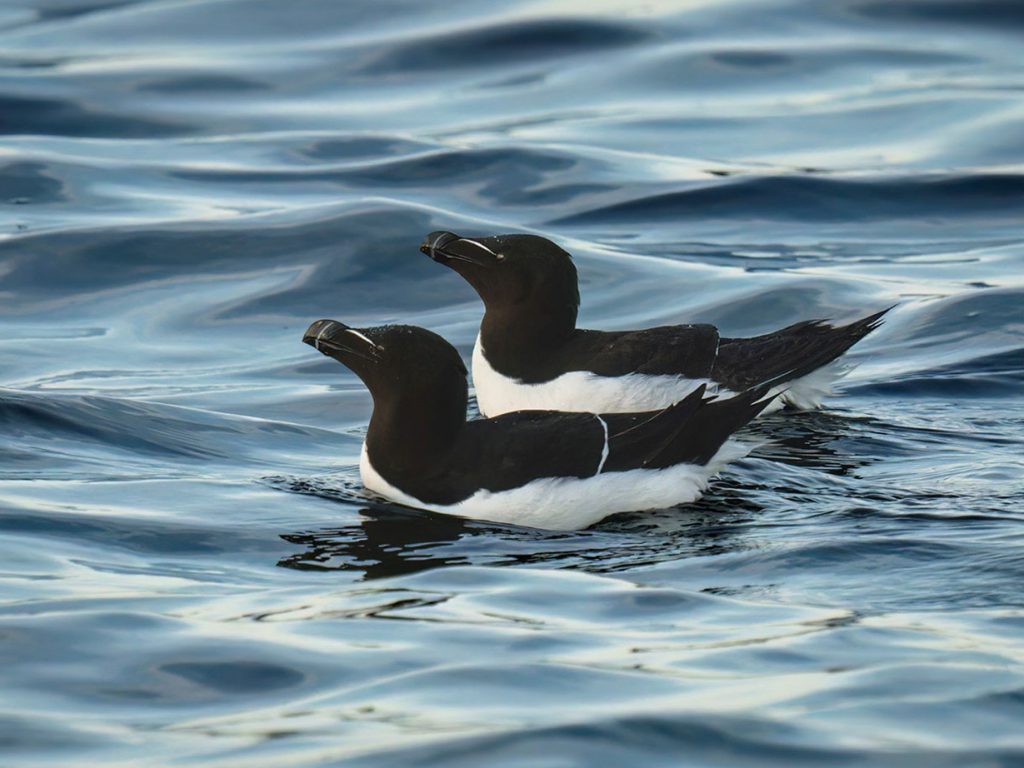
472, 335, 717, 417
360, 441, 748, 531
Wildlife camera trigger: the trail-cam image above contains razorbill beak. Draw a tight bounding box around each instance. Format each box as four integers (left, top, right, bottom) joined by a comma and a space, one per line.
303, 319, 382, 366
420, 231, 503, 267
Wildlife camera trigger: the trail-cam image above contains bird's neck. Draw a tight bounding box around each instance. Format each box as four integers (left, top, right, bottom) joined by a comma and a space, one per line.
365, 390, 466, 479
479, 303, 577, 377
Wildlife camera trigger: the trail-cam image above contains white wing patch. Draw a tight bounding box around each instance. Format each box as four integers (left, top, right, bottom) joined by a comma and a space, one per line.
360, 441, 749, 531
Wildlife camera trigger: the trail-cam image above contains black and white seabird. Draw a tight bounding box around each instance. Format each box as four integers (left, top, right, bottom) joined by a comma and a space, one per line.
421, 231, 891, 418
303, 319, 775, 530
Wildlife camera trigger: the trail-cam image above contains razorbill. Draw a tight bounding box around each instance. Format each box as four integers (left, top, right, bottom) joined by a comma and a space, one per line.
420, 231, 891, 418
303, 319, 775, 530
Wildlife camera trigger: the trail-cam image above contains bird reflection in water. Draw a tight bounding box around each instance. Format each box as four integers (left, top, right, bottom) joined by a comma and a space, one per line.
278, 506, 487, 579
277, 494, 766, 580
276, 507, 546, 580
743, 409, 886, 475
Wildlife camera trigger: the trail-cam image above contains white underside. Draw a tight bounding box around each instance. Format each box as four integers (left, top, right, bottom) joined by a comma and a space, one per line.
765, 360, 848, 413
473, 335, 847, 417
360, 441, 748, 531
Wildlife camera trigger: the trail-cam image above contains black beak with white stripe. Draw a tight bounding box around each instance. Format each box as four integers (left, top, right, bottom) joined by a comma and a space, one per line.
420, 231, 503, 267
303, 319, 384, 372
419, 231, 580, 347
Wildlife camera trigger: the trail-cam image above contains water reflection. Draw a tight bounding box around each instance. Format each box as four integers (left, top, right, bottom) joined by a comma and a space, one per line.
279, 507, 482, 579
745, 410, 883, 476
277, 490, 764, 580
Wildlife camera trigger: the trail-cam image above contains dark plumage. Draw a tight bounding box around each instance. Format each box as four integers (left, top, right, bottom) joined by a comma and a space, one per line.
713, 309, 891, 390
420, 230, 891, 416
303, 320, 774, 529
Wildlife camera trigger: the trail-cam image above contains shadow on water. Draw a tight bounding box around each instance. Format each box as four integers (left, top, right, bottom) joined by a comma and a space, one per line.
276, 490, 763, 581
279, 507, 491, 579
745, 409, 890, 476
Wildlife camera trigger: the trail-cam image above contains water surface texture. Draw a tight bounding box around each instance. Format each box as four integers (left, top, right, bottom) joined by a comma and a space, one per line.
2, 0, 1024, 765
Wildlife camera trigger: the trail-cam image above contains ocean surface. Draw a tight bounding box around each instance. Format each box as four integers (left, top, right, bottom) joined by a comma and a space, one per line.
2, 0, 1023, 765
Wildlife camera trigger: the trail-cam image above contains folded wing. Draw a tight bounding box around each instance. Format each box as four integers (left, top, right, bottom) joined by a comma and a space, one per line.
712, 308, 891, 390
603, 384, 774, 470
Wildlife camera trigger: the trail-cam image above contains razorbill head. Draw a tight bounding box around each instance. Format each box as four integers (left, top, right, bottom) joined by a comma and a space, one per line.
421, 231, 580, 339
421, 230, 891, 418
303, 319, 775, 530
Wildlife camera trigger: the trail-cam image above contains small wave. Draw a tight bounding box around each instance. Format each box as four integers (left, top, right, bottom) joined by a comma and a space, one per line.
553, 173, 1024, 225
853, 0, 1024, 29
0, 161, 65, 204
353, 18, 650, 77
0, 390, 338, 468
170, 145, 612, 211
173, 145, 577, 185
0, 94, 190, 138
850, 347, 1024, 397
297, 135, 434, 163
137, 74, 269, 94
339, 712, 864, 768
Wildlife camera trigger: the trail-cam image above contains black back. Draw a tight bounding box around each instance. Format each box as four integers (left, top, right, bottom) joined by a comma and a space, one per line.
516, 325, 720, 383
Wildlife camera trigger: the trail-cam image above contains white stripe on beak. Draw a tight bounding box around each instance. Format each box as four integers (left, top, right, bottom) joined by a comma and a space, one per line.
314, 323, 331, 351
457, 238, 498, 257
345, 328, 379, 349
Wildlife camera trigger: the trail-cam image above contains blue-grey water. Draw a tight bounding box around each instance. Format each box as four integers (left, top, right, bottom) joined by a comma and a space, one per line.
2, 1, 1023, 765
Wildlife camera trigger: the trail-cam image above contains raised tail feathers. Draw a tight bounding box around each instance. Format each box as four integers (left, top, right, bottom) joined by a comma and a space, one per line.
713, 306, 894, 391
604, 383, 776, 472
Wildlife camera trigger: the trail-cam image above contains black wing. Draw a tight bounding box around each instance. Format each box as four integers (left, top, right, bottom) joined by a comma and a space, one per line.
557, 324, 720, 378
712, 308, 891, 390
602, 384, 775, 471
400, 387, 771, 505
436, 411, 606, 499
